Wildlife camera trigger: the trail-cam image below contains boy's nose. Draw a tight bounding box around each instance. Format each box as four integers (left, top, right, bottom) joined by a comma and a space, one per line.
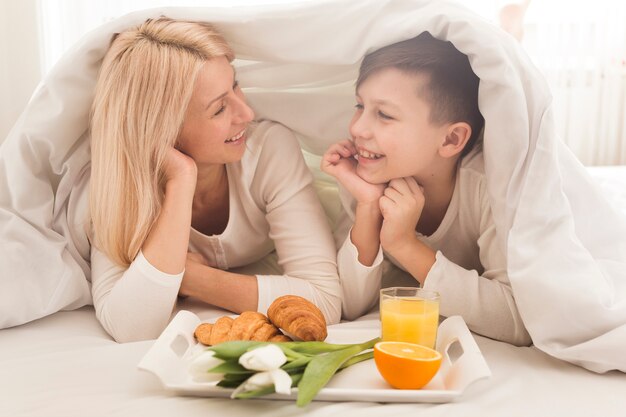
349, 113, 373, 141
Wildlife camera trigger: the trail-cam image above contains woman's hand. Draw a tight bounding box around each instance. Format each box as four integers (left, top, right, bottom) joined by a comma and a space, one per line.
141, 150, 197, 275
163, 147, 198, 186
321, 140, 385, 205
379, 177, 425, 254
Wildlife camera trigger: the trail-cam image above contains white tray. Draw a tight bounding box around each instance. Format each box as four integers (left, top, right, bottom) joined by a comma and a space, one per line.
138, 311, 491, 404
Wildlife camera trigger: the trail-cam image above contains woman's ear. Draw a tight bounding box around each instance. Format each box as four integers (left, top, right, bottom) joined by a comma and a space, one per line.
439, 122, 472, 158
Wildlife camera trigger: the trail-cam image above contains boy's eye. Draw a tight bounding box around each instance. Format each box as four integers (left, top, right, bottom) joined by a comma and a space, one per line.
233, 80, 240, 90
378, 110, 393, 120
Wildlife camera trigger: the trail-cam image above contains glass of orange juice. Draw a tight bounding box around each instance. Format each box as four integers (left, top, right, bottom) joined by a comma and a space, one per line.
380, 287, 440, 349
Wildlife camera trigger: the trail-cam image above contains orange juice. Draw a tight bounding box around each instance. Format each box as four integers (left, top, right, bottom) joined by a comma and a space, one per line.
380, 297, 439, 349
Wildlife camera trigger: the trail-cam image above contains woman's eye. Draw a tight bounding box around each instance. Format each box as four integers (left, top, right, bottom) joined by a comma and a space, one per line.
378, 111, 393, 120
213, 104, 226, 116
233, 80, 240, 90
354, 103, 364, 110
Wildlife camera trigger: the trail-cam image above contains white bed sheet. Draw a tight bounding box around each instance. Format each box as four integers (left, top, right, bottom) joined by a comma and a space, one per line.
2, 297, 626, 417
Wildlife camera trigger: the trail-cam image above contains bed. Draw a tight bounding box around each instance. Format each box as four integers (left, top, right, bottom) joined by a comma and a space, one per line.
1, 165, 625, 416
2, 1, 626, 415
0, 248, 625, 417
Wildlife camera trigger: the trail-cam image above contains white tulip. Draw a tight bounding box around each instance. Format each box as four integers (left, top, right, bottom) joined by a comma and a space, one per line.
238, 344, 287, 371
231, 369, 293, 398
188, 349, 224, 383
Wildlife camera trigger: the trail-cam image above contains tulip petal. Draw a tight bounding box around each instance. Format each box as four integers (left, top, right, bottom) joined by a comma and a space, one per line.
239, 344, 287, 371
269, 369, 292, 395
230, 369, 292, 398
188, 350, 225, 383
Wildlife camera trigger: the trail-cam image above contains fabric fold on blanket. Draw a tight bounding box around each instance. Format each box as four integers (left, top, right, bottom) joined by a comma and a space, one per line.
1, 0, 624, 372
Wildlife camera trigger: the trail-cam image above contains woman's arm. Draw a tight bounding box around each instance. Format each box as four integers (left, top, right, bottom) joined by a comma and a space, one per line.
178, 255, 258, 312
142, 148, 197, 274
90, 248, 184, 342
90, 148, 197, 342
255, 125, 342, 324
178, 124, 341, 324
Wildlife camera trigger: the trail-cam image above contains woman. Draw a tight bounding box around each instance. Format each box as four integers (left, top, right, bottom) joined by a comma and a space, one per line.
88, 17, 340, 342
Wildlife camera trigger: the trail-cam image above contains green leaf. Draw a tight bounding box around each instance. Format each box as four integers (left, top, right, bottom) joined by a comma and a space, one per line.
209, 359, 253, 375
217, 379, 243, 388
277, 345, 310, 360
296, 337, 379, 407
222, 373, 252, 382
209, 341, 267, 360
339, 351, 374, 370
281, 356, 312, 371
295, 346, 362, 407
282, 341, 355, 355
232, 384, 276, 399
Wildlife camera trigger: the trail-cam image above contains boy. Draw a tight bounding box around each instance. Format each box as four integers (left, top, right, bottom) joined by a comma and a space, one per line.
322, 32, 531, 346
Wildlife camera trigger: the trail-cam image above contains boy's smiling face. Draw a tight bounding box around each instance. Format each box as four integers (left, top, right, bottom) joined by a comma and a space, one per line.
349, 67, 450, 185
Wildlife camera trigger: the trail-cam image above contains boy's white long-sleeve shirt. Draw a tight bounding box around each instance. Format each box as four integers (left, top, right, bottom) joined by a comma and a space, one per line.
83, 121, 341, 342
336, 150, 532, 346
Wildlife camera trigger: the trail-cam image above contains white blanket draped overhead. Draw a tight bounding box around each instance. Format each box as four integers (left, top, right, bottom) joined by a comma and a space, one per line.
1, 0, 625, 372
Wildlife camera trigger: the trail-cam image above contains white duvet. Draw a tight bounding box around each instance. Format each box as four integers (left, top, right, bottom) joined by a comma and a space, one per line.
1, 0, 625, 373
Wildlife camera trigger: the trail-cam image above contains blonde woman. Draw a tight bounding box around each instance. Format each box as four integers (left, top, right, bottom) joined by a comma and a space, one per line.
88, 17, 341, 342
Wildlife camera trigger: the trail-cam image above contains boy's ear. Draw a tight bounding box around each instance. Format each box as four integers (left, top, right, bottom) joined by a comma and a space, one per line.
439, 122, 472, 158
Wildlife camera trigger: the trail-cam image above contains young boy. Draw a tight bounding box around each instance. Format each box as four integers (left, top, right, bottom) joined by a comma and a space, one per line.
322, 32, 531, 346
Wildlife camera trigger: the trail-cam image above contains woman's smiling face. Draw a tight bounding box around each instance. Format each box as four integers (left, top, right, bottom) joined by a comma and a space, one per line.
177, 56, 255, 166
349, 67, 449, 184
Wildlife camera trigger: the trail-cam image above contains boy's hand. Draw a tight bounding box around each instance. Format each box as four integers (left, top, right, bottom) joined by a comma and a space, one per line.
379, 177, 425, 253
321, 140, 385, 204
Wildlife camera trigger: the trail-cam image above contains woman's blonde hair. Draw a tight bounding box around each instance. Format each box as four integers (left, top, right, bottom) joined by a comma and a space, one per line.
90, 17, 234, 266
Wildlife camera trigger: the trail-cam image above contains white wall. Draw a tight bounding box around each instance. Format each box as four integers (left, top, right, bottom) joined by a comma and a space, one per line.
0, 0, 42, 143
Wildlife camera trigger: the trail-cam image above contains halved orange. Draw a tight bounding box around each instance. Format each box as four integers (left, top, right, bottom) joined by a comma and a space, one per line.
373, 341, 442, 389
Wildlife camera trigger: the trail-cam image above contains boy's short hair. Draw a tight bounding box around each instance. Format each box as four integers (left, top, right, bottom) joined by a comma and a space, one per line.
357, 32, 484, 156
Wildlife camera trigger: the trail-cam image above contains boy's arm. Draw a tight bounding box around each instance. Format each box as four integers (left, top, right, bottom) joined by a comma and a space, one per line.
382, 236, 435, 285
384, 176, 530, 346
334, 200, 384, 320
425, 179, 531, 346
350, 202, 384, 266
322, 141, 389, 320
422, 249, 531, 347
321, 140, 386, 265
378, 177, 436, 284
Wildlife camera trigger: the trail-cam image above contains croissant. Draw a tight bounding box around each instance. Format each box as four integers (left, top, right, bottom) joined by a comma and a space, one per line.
194, 311, 291, 346
267, 295, 327, 342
